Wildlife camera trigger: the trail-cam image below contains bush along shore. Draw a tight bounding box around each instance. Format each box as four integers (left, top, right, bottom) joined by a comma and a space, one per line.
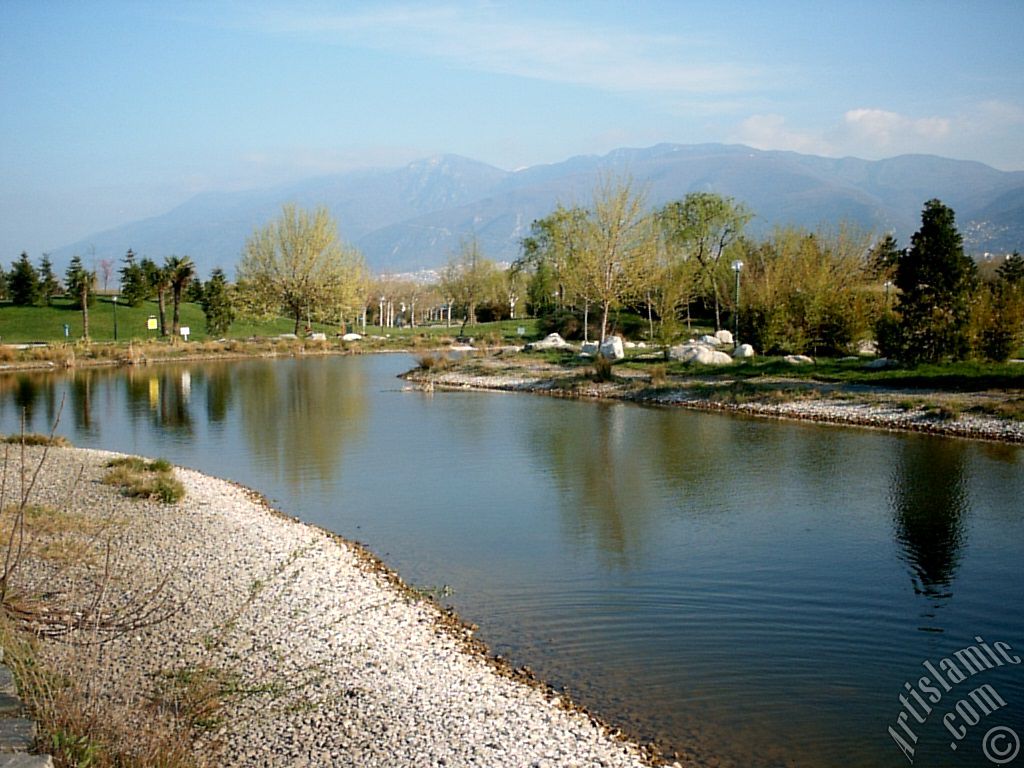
402, 350, 1024, 444
0, 444, 662, 768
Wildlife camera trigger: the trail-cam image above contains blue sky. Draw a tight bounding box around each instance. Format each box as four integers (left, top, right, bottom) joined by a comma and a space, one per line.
2, 0, 1023, 257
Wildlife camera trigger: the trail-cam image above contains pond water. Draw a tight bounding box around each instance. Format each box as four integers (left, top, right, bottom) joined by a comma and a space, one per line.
2, 354, 1022, 767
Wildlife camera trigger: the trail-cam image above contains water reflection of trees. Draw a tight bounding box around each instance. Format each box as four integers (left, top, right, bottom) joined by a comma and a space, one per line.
890, 438, 969, 601
122, 367, 193, 433
528, 403, 654, 567
0, 374, 60, 432
236, 359, 366, 489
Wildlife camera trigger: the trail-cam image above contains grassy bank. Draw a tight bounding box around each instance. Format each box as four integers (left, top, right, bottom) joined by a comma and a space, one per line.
409, 348, 1024, 430
0, 301, 541, 369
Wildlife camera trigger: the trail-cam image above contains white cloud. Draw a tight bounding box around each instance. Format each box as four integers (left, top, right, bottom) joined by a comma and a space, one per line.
733, 114, 833, 155
730, 103, 1024, 168
250, 4, 764, 95
841, 108, 951, 147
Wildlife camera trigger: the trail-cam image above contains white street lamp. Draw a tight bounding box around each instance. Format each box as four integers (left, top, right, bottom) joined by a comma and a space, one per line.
731, 260, 744, 345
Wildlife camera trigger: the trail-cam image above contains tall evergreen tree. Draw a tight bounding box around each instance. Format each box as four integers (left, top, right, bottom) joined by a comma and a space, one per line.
997, 251, 1024, 285
8, 252, 41, 306
200, 268, 236, 336
38, 254, 62, 305
119, 249, 150, 306
889, 200, 977, 363
65, 255, 96, 339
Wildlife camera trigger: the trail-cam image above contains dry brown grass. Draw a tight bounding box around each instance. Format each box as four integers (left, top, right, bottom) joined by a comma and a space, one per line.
0, 432, 208, 767
0, 617, 209, 768
102, 458, 185, 504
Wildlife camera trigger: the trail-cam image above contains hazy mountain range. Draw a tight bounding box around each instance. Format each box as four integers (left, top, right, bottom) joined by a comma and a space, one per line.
53, 143, 1024, 277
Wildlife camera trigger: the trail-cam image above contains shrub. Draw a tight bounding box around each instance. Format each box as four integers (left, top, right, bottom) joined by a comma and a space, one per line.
648, 363, 668, 386
102, 456, 185, 503
591, 355, 614, 382
539, 309, 583, 341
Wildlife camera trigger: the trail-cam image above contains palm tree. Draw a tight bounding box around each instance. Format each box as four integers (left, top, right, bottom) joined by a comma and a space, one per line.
165, 255, 196, 337
150, 265, 172, 337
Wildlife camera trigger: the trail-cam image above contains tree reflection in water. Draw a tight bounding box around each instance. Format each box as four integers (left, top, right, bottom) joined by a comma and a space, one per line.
890, 437, 969, 603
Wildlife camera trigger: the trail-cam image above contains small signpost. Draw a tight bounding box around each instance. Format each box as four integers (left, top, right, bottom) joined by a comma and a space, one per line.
147, 316, 158, 334
179, 326, 190, 342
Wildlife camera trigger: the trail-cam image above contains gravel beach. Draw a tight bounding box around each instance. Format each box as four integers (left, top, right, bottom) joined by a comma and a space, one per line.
11, 446, 653, 768
405, 356, 1024, 444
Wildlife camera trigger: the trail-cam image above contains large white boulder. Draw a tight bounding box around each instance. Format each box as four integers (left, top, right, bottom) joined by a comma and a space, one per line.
784, 354, 815, 365
857, 339, 879, 357
527, 332, 572, 351
732, 343, 755, 359
341, 332, 363, 341
599, 335, 625, 360
700, 334, 722, 347
715, 329, 734, 345
670, 343, 733, 365
863, 357, 893, 369
579, 341, 599, 358
309, 332, 327, 341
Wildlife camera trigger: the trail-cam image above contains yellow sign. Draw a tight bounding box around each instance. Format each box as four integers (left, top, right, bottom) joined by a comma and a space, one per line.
147, 316, 158, 331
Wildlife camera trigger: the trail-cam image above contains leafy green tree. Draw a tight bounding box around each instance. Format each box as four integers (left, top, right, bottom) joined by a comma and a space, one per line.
738, 226, 876, 355
972, 251, 1024, 361
165, 255, 196, 337
200, 268, 236, 337
657, 192, 751, 330
8, 252, 41, 306
0, 266, 7, 301
575, 176, 656, 343
518, 205, 589, 315
439, 238, 501, 334
237, 204, 368, 334
38, 254, 62, 305
119, 249, 150, 307
885, 200, 978, 363
65, 254, 96, 339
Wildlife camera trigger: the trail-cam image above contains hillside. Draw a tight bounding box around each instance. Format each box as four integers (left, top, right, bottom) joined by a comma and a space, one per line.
52, 144, 1024, 276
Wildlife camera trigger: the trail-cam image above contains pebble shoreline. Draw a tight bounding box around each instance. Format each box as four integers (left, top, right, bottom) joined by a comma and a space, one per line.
409, 364, 1024, 444
15, 447, 654, 768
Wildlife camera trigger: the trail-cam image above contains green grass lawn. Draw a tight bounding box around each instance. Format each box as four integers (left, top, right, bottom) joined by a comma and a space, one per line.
622, 354, 1024, 391
0, 297, 342, 344
0, 298, 541, 346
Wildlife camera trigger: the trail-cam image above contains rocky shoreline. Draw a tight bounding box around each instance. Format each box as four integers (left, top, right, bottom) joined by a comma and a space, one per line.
8, 446, 656, 768
404, 356, 1024, 444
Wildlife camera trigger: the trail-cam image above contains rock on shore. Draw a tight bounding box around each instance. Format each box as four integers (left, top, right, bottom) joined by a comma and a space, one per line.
15, 447, 651, 768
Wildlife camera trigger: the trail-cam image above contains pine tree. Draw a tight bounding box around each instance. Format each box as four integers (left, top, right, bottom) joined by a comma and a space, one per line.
997, 251, 1024, 285
119, 249, 150, 307
200, 268, 236, 336
38, 254, 62, 305
65, 254, 96, 339
890, 200, 977, 363
8, 252, 41, 306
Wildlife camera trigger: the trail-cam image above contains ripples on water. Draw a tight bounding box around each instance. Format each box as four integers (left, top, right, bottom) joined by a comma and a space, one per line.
1, 356, 1022, 767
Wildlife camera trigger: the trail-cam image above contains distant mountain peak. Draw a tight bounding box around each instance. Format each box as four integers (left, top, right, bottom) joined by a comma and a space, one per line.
52, 143, 1024, 276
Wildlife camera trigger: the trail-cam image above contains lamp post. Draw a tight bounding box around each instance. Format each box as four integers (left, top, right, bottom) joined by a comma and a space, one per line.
731, 260, 744, 344
884, 280, 893, 309
112, 295, 118, 341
